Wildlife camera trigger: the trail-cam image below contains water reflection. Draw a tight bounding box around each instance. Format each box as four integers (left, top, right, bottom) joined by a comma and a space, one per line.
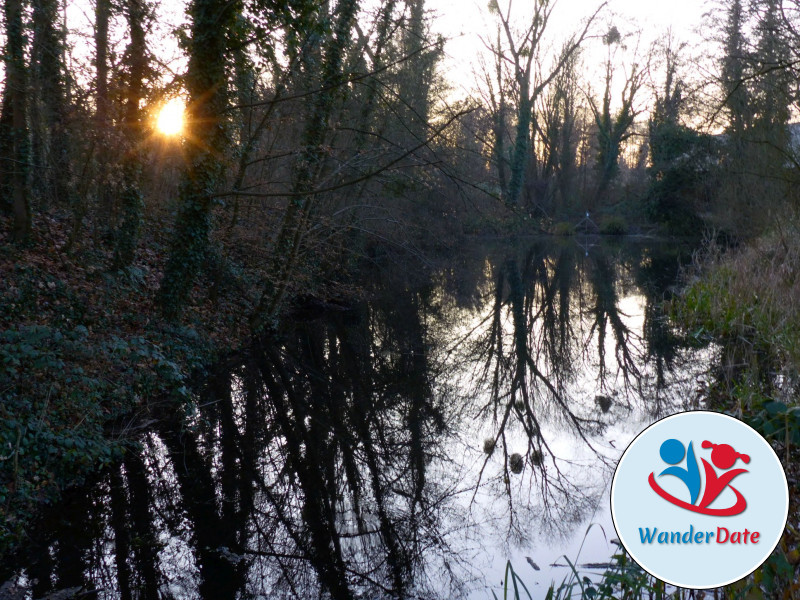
5, 238, 711, 599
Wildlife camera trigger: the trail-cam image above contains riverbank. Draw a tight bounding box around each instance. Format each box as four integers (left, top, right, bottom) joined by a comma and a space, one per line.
670, 229, 800, 593
0, 210, 259, 562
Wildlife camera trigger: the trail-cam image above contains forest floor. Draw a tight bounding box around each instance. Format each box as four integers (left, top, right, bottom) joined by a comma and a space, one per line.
0, 209, 262, 561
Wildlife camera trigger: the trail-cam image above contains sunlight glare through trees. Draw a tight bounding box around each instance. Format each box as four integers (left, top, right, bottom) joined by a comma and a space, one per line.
155, 98, 186, 136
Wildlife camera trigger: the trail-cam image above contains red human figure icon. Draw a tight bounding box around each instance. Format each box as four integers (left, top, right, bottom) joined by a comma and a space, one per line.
698, 441, 750, 509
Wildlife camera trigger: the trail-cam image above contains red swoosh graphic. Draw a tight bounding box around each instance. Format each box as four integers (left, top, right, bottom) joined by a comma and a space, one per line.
648, 473, 747, 516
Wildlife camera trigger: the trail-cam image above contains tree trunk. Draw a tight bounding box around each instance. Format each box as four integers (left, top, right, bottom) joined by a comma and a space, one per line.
159, 0, 241, 319
94, 0, 112, 224
0, 94, 12, 216
494, 96, 508, 199
2, 0, 31, 242
31, 0, 72, 207
354, 0, 397, 150
113, 0, 148, 269
507, 78, 531, 207
400, 0, 430, 145
251, 0, 361, 331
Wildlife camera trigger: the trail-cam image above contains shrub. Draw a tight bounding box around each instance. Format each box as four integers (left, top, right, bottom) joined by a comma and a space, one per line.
599, 216, 627, 235
553, 221, 575, 236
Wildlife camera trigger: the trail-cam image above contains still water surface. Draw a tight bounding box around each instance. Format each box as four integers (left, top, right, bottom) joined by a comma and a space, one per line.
7, 238, 715, 599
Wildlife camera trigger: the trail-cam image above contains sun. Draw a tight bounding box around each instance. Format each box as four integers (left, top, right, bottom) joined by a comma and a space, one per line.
156, 98, 185, 136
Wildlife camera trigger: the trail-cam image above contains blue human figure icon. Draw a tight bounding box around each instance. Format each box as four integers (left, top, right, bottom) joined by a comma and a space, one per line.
658, 439, 701, 505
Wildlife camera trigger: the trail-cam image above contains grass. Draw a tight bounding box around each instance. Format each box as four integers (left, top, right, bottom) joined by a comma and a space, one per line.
492, 543, 663, 599
490, 525, 666, 600
670, 228, 800, 410
669, 226, 800, 596
495, 541, 787, 599
677, 225, 800, 348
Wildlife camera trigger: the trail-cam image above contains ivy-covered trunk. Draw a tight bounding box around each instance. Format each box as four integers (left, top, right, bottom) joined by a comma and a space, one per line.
159, 0, 240, 319
113, 0, 149, 270
31, 0, 73, 208
506, 78, 531, 207
94, 0, 112, 222
594, 97, 618, 205
1, 0, 30, 242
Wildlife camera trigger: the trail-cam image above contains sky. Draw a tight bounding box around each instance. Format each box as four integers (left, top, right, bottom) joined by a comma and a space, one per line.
59, 0, 712, 110
426, 0, 710, 99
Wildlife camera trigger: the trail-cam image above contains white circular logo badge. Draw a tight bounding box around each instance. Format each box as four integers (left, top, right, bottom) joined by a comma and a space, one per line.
611, 411, 789, 589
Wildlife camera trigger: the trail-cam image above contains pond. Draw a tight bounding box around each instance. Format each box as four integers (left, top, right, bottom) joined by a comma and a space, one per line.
4, 237, 716, 599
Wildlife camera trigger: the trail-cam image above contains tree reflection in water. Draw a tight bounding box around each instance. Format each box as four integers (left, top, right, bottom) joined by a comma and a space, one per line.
7, 239, 711, 599
450, 240, 697, 544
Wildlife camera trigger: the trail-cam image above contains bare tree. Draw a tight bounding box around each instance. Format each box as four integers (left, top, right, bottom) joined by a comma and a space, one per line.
587, 26, 646, 206
477, 27, 512, 199
251, 0, 362, 330
537, 42, 582, 211
485, 0, 605, 207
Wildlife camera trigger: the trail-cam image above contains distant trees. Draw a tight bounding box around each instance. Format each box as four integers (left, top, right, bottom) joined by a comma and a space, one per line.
750, 0, 792, 177
479, 7, 671, 220
720, 0, 752, 141
469, 0, 799, 234
640, 0, 799, 239
398, 0, 434, 146
712, 0, 795, 236
484, 0, 603, 208
588, 26, 645, 206
647, 34, 713, 234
